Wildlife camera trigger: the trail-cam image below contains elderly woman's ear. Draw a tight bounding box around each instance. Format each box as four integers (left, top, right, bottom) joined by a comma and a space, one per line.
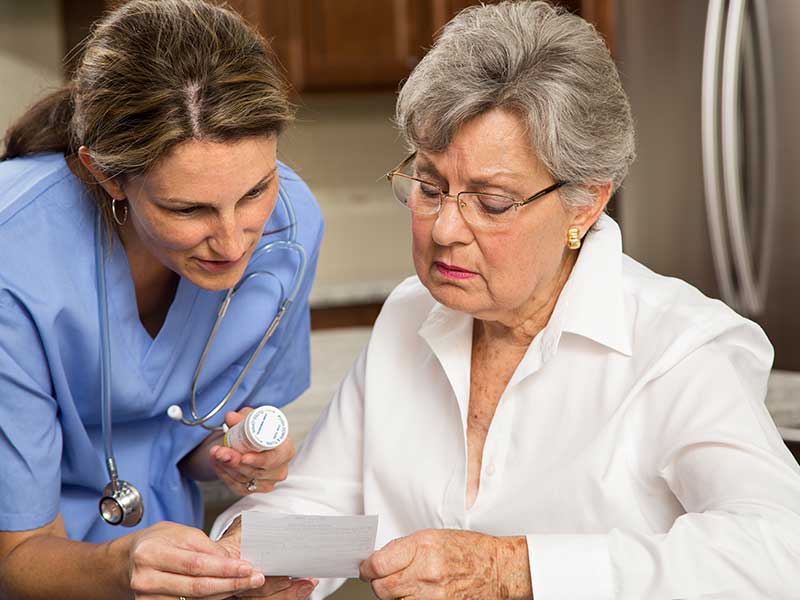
569, 181, 613, 240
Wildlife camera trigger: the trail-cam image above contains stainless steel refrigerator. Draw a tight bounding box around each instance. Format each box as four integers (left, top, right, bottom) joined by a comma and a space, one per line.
615, 0, 800, 371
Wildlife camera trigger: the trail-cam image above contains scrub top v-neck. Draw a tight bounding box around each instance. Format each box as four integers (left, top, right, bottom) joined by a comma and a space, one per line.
0, 153, 324, 542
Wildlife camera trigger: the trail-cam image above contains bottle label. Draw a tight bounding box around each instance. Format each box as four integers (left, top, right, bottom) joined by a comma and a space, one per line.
247, 406, 288, 450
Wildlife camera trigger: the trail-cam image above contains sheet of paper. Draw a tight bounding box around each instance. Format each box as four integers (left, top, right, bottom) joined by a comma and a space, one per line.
241, 512, 379, 578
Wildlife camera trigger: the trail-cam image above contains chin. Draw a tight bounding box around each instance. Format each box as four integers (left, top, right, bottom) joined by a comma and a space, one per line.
424, 279, 483, 316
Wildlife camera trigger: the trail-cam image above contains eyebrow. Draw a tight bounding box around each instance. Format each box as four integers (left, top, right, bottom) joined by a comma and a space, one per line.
157, 167, 278, 207
415, 155, 522, 193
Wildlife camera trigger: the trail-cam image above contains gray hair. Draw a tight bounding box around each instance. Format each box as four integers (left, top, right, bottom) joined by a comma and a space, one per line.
396, 0, 636, 208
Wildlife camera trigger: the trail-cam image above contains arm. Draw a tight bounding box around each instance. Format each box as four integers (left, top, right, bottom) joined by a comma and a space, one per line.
603, 341, 800, 599
524, 337, 800, 600
0, 515, 267, 600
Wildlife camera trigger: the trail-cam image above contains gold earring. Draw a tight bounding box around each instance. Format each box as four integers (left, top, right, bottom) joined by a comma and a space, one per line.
567, 226, 581, 250
111, 198, 128, 226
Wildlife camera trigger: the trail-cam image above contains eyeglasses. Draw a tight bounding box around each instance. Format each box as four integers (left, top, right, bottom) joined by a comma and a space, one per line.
386, 153, 566, 230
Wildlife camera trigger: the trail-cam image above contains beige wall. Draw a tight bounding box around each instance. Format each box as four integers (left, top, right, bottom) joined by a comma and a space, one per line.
279, 93, 415, 308
0, 1, 64, 138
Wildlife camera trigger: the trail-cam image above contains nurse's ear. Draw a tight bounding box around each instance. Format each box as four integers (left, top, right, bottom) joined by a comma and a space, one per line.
77, 146, 126, 201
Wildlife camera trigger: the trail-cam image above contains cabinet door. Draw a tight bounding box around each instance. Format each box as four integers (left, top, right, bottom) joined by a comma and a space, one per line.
300, 0, 428, 91
64, 0, 611, 91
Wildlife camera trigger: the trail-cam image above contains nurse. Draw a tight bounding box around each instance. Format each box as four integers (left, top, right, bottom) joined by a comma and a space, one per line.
0, 1, 322, 599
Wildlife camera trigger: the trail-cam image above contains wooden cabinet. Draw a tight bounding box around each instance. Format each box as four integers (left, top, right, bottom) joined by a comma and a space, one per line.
225, 0, 610, 93
63, 0, 613, 91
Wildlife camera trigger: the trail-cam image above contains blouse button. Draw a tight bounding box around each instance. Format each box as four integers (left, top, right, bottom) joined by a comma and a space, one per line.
485, 463, 496, 477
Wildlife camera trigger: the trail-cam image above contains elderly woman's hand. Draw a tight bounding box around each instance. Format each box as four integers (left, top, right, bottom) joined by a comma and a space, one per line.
210, 408, 295, 496
359, 529, 532, 600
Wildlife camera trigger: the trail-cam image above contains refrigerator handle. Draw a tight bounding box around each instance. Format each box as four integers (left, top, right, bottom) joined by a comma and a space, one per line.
701, 0, 738, 309
721, 0, 765, 315
752, 0, 778, 314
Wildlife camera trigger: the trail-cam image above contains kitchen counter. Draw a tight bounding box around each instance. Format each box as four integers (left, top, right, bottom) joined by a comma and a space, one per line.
766, 369, 800, 443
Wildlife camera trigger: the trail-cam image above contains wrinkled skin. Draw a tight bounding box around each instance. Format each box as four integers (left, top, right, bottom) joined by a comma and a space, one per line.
360, 529, 530, 600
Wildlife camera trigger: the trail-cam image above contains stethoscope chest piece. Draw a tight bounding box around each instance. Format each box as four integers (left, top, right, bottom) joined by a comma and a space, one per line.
99, 480, 144, 527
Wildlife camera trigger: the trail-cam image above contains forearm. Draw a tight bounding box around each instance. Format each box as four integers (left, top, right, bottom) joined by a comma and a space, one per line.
0, 533, 131, 600
496, 536, 533, 600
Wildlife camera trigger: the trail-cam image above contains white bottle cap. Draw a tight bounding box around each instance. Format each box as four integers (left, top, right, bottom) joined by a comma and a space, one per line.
244, 405, 289, 451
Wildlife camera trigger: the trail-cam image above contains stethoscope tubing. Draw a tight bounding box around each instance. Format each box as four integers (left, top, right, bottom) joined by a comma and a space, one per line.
96, 184, 306, 490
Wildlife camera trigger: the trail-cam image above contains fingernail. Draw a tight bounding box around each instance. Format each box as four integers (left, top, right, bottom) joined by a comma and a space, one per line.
220, 454, 231, 463
250, 573, 265, 587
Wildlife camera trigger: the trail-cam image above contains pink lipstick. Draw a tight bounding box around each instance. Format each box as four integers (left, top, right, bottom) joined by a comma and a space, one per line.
434, 261, 477, 280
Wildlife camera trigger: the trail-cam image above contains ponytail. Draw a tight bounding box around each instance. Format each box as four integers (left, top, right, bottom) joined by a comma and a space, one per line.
1, 86, 74, 161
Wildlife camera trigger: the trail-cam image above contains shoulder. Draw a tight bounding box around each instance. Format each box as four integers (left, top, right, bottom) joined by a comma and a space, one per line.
0, 153, 80, 226
0, 154, 94, 301
620, 254, 773, 381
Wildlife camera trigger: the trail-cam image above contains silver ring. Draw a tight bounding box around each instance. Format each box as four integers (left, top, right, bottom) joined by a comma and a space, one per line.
246, 479, 257, 492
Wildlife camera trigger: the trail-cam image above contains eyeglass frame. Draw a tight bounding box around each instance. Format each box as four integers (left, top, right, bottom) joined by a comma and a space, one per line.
386, 152, 568, 225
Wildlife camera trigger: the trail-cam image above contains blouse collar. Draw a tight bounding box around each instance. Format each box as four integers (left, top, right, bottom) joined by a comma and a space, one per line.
418, 214, 633, 391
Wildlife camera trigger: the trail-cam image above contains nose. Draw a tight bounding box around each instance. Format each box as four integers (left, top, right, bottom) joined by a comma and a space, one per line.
208, 211, 246, 260
431, 193, 474, 246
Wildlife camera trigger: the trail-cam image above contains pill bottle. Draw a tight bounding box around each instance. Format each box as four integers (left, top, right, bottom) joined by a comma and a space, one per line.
223, 405, 289, 453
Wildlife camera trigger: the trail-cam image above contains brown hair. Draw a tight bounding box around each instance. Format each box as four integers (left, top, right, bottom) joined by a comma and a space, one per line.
1, 0, 293, 223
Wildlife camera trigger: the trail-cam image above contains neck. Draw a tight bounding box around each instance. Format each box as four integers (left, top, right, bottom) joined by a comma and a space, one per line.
118, 224, 179, 337
476, 249, 578, 349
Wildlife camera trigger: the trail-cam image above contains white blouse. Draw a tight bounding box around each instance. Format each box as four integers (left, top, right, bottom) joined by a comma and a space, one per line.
213, 215, 800, 599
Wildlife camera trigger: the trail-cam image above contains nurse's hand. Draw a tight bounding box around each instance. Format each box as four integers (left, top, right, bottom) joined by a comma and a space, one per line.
209, 408, 296, 496
124, 521, 268, 599
359, 529, 532, 600
215, 517, 319, 599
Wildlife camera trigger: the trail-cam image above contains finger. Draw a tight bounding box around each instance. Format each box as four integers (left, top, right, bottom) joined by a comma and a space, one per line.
235, 576, 316, 598
214, 462, 268, 488
211, 445, 245, 469
224, 407, 253, 429
132, 569, 266, 598
133, 540, 254, 577
218, 460, 286, 484
360, 539, 416, 581
370, 571, 413, 600
239, 578, 319, 599
214, 466, 251, 496
240, 439, 294, 472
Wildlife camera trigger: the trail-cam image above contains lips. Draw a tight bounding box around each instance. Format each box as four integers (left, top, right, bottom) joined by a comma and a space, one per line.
434, 261, 478, 280
194, 255, 243, 274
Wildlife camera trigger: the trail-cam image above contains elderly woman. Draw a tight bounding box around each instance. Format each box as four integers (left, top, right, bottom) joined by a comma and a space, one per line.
213, 2, 800, 599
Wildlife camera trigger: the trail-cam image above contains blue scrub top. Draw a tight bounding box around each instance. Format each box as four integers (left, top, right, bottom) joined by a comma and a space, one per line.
0, 153, 323, 542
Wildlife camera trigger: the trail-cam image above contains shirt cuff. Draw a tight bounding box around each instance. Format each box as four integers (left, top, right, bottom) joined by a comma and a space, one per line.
526, 534, 614, 600
209, 510, 243, 541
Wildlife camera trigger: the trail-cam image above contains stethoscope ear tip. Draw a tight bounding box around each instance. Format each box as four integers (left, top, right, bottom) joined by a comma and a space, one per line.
167, 405, 183, 421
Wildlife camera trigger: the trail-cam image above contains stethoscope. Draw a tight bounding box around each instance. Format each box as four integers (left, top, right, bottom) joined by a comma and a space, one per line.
95, 186, 307, 527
